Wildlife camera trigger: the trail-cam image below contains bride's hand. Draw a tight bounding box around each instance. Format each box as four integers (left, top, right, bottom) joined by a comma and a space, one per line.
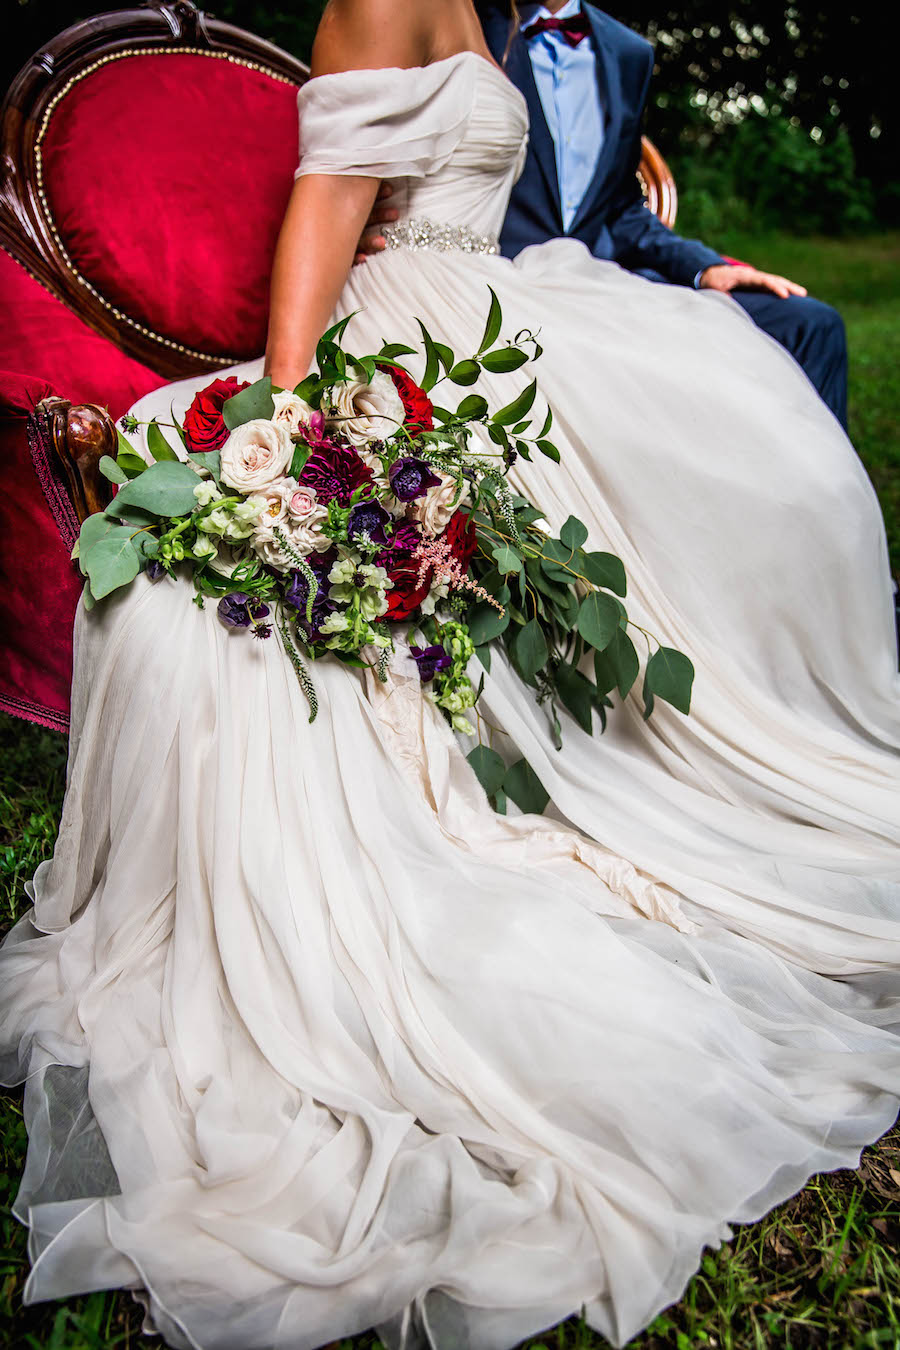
700, 264, 808, 300
353, 183, 399, 265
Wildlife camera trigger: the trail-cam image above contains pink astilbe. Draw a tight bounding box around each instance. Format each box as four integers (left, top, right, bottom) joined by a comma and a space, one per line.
413, 535, 504, 612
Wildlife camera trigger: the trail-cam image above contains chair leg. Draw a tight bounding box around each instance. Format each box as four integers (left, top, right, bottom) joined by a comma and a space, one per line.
28, 397, 117, 525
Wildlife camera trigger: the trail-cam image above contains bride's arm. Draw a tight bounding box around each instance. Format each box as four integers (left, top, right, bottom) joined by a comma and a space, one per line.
264, 0, 432, 390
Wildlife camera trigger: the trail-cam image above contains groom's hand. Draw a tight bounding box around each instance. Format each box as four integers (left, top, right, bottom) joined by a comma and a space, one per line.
353, 183, 398, 265
700, 264, 808, 300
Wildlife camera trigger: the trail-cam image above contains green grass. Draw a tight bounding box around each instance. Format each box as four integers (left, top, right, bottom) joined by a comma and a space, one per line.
1, 232, 899, 1348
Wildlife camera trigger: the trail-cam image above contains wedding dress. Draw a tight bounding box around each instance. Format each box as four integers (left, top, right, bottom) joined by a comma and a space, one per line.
3, 51, 899, 1350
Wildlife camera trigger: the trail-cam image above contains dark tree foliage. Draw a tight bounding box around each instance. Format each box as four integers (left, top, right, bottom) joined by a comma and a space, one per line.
611, 2, 891, 200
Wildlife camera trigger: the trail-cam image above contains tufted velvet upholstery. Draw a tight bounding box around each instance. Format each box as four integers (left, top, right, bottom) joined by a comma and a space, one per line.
2, 43, 304, 730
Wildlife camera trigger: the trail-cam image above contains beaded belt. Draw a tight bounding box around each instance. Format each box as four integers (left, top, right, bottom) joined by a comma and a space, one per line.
381, 217, 499, 256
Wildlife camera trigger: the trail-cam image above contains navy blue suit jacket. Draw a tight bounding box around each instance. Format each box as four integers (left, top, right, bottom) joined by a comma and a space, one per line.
481, 3, 724, 287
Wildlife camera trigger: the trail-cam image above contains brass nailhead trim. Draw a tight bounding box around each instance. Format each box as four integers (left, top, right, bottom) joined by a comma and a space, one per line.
34, 47, 300, 366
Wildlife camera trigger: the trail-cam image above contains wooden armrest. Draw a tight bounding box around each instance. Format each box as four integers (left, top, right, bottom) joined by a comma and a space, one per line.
28, 397, 117, 524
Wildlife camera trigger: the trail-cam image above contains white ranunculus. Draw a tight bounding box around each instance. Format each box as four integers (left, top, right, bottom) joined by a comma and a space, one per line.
272, 390, 315, 436
220, 419, 293, 494
407, 471, 469, 537
326, 371, 405, 448
251, 476, 330, 571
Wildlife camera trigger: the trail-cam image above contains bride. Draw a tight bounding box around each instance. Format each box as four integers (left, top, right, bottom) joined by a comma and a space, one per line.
2, 1, 899, 1347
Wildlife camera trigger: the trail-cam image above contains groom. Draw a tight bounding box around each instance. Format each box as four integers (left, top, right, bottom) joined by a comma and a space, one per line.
359, 0, 849, 428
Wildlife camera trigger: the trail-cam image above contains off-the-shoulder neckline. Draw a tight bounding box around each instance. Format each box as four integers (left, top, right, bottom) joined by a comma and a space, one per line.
300, 49, 526, 111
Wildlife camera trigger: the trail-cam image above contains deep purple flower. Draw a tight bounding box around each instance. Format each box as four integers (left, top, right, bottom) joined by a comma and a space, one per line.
347, 500, 391, 546
284, 550, 337, 640
299, 443, 374, 506
251, 624, 272, 640
146, 559, 165, 582
217, 592, 270, 629
388, 456, 442, 503
409, 643, 452, 683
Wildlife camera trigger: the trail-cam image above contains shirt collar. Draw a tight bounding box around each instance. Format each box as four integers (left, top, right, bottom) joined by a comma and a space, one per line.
518, 0, 584, 32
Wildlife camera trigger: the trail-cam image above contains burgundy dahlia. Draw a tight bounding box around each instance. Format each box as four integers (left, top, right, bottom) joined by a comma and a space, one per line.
299, 444, 374, 506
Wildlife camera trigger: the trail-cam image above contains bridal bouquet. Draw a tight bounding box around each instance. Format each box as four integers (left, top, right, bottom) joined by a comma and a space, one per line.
75, 292, 693, 815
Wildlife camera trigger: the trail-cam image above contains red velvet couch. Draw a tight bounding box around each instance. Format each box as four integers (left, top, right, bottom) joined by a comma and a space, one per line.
0, 0, 678, 733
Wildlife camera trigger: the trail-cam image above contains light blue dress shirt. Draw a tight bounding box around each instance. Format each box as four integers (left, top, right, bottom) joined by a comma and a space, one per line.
519, 0, 604, 231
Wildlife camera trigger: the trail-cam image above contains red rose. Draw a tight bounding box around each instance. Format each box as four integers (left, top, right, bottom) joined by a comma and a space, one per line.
444, 509, 477, 571
380, 511, 477, 622
382, 365, 434, 435
183, 376, 251, 453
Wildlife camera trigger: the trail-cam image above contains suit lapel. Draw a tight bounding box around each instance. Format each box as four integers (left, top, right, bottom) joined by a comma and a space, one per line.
569, 5, 625, 234
482, 8, 563, 227
504, 33, 563, 225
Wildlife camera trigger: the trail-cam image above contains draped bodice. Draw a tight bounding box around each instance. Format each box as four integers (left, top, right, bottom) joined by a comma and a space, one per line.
295, 52, 529, 240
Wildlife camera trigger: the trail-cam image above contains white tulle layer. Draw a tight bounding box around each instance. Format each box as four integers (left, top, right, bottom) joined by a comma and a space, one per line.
3, 236, 900, 1350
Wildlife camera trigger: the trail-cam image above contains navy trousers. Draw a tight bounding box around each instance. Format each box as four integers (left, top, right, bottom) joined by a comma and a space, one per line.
634, 268, 848, 428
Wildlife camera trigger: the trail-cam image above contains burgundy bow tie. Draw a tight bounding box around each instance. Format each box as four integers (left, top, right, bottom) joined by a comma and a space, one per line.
522, 13, 592, 46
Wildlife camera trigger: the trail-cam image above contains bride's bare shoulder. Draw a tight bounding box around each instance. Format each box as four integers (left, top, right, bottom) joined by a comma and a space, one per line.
311, 0, 434, 77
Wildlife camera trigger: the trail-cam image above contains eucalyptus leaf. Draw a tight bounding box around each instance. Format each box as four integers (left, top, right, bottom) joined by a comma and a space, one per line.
475, 643, 492, 672
642, 646, 695, 720
477, 286, 502, 355
559, 515, 588, 550
481, 347, 529, 373
190, 450, 222, 481
467, 745, 506, 799
593, 627, 639, 699
99, 455, 128, 485
555, 661, 595, 735
467, 603, 510, 645
81, 532, 141, 599
575, 590, 620, 652
490, 788, 508, 815
147, 419, 179, 462
512, 619, 549, 680
492, 545, 523, 575
222, 376, 275, 430
82, 579, 96, 611
582, 551, 627, 597
106, 459, 201, 519
502, 758, 549, 815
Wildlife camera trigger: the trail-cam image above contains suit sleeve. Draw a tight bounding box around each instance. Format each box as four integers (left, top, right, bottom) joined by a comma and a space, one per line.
604, 59, 725, 288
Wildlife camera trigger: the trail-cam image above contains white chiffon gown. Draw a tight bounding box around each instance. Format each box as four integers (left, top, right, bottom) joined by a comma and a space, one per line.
3, 52, 900, 1350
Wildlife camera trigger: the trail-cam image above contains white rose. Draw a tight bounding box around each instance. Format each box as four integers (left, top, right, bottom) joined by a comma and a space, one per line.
406, 472, 469, 537
326, 371, 405, 448
220, 419, 293, 493
251, 476, 330, 571
272, 390, 315, 436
